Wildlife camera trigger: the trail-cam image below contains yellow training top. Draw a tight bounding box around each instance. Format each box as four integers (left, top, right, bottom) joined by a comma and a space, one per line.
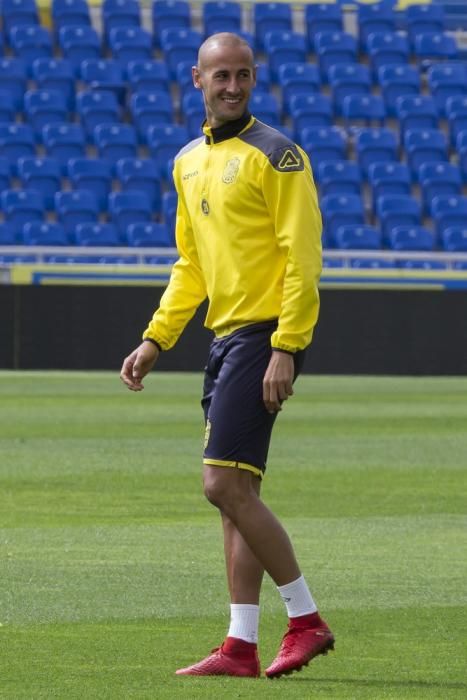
143, 114, 322, 354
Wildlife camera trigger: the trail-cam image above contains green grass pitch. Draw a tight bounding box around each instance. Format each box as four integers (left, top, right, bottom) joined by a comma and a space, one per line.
1, 371, 466, 699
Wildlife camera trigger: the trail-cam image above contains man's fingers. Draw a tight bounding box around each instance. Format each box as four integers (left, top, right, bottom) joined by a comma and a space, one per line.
120, 353, 143, 391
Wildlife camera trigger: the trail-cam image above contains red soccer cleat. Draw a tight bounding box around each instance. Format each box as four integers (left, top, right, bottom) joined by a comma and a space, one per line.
175, 638, 260, 677
265, 614, 335, 679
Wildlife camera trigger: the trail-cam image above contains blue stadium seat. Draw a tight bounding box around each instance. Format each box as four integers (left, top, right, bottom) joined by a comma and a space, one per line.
80, 59, 126, 105
0, 123, 36, 175
23, 90, 68, 139
335, 224, 381, 250
367, 32, 410, 77
51, 0, 91, 33
320, 193, 365, 241
0, 157, 11, 192
0, 90, 15, 122
254, 64, 271, 94
249, 92, 280, 126
76, 91, 120, 140
18, 156, 62, 210
2, 0, 39, 35
147, 124, 189, 180
441, 226, 467, 252
94, 124, 138, 168
23, 221, 69, 246
427, 62, 467, 117
103, 0, 141, 43
290, 94, 332, 135
108, 26, 152, 64
181, 90, 205, 138
430, 195, 467, 237
108, 190, 152, 238
203, 1, 242, 36
376, 194, 422, 239
388, 225, 434, 252
305, 4, 342, 45
162, 190, 178, 233
378, 64, 420, 117
445, 95, 467, 146
115, 158, 162, 211
413, 32, 458, 64
127, 60, 169, 94
58, 26, 101, 73
264, 31, 307, 82
254, 2, 292, 51
328, 63, 372, 115
457, 130, 467, 181
406, 4, 445, 41
395, 95, 439, 136
55, 190, 99, 234
317, 160, 361, 197
300, 126, 347, 169
418, 162, 462, 214
9, 26, 53, 72
127, 222, 174, 247
1, 188, 44, 234
368, 162, 411, 206
42, 123, 86, 174
67, 157, 113, 211
404, 128, 448, 177
160, 28, 202, 79
355, 127, 398, 177
74, 222, 120, 247
278, 63, 320, 113
342, 94, 386, 128
314, 31, 358, 82
358, 2, 396, 49
0, 222, 17, 245
0, 58, 27, 110
130, 92, 174, 143
152, 1, 191, 49
31, 58, 76, 111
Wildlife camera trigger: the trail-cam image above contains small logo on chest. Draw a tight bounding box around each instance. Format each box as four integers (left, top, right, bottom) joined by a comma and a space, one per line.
222, 157, 240, 184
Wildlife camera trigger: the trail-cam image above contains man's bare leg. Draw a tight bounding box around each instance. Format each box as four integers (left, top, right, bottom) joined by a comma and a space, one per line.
204, 466, 301, 586
221, 473, 264, 604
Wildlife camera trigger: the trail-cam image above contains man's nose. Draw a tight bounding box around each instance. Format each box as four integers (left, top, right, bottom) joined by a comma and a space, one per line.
226, 77, 240, 93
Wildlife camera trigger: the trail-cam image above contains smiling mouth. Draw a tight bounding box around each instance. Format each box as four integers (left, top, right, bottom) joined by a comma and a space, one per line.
222, 97, 242, 104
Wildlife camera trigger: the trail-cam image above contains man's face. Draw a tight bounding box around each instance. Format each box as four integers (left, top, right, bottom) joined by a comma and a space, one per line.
192, 43, 256, 128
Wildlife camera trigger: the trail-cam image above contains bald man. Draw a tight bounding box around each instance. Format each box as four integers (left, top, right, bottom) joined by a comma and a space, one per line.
121, 33, 334, 679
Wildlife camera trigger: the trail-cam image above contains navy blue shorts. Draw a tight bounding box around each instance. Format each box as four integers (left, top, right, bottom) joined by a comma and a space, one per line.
201, 321, 305, 479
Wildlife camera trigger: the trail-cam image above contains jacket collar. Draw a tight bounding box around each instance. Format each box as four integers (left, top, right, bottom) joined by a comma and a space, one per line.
203, 112, 253, 144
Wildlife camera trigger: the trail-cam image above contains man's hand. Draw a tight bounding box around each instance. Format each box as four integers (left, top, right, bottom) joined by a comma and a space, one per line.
262, 350, 294, 414
120, 341, 159, 391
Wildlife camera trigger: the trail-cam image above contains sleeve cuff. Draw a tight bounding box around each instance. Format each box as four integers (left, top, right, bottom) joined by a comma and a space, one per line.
271, 346, 296, 356
143, 337, 162, 352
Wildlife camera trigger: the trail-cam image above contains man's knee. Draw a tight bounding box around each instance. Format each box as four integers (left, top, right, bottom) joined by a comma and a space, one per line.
203, 466, 255, 511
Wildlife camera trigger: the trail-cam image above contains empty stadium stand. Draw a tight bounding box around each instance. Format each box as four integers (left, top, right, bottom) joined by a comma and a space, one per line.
0, 0, 465, 285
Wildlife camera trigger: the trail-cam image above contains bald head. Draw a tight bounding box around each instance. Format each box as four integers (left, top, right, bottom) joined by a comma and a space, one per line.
197, 32, 254, 71
192, 32, 256, 128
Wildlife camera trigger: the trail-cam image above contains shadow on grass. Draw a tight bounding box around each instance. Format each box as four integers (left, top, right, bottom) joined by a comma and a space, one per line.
285, 677, 467, 691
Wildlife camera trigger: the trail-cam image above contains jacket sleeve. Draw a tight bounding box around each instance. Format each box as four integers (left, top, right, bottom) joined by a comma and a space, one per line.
261, 145, 323, 353
143, 172, 207, 350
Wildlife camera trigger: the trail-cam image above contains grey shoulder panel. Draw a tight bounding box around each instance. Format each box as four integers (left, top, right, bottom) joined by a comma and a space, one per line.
175, 136, 204, 161
237, 120, 304, 172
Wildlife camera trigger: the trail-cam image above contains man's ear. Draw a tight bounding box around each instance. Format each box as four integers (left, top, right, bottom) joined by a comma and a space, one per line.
192, 65, 201, 89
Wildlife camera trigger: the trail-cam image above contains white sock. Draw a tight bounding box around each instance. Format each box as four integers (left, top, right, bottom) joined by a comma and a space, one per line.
227, 604, 260, 644
277, 574, 318, 618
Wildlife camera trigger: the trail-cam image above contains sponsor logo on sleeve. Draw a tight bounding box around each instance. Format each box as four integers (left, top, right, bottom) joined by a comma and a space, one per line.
270, 146, 304, 172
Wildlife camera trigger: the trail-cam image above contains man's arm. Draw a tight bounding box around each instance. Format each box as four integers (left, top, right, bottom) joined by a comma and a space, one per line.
261, 145, 323, 411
